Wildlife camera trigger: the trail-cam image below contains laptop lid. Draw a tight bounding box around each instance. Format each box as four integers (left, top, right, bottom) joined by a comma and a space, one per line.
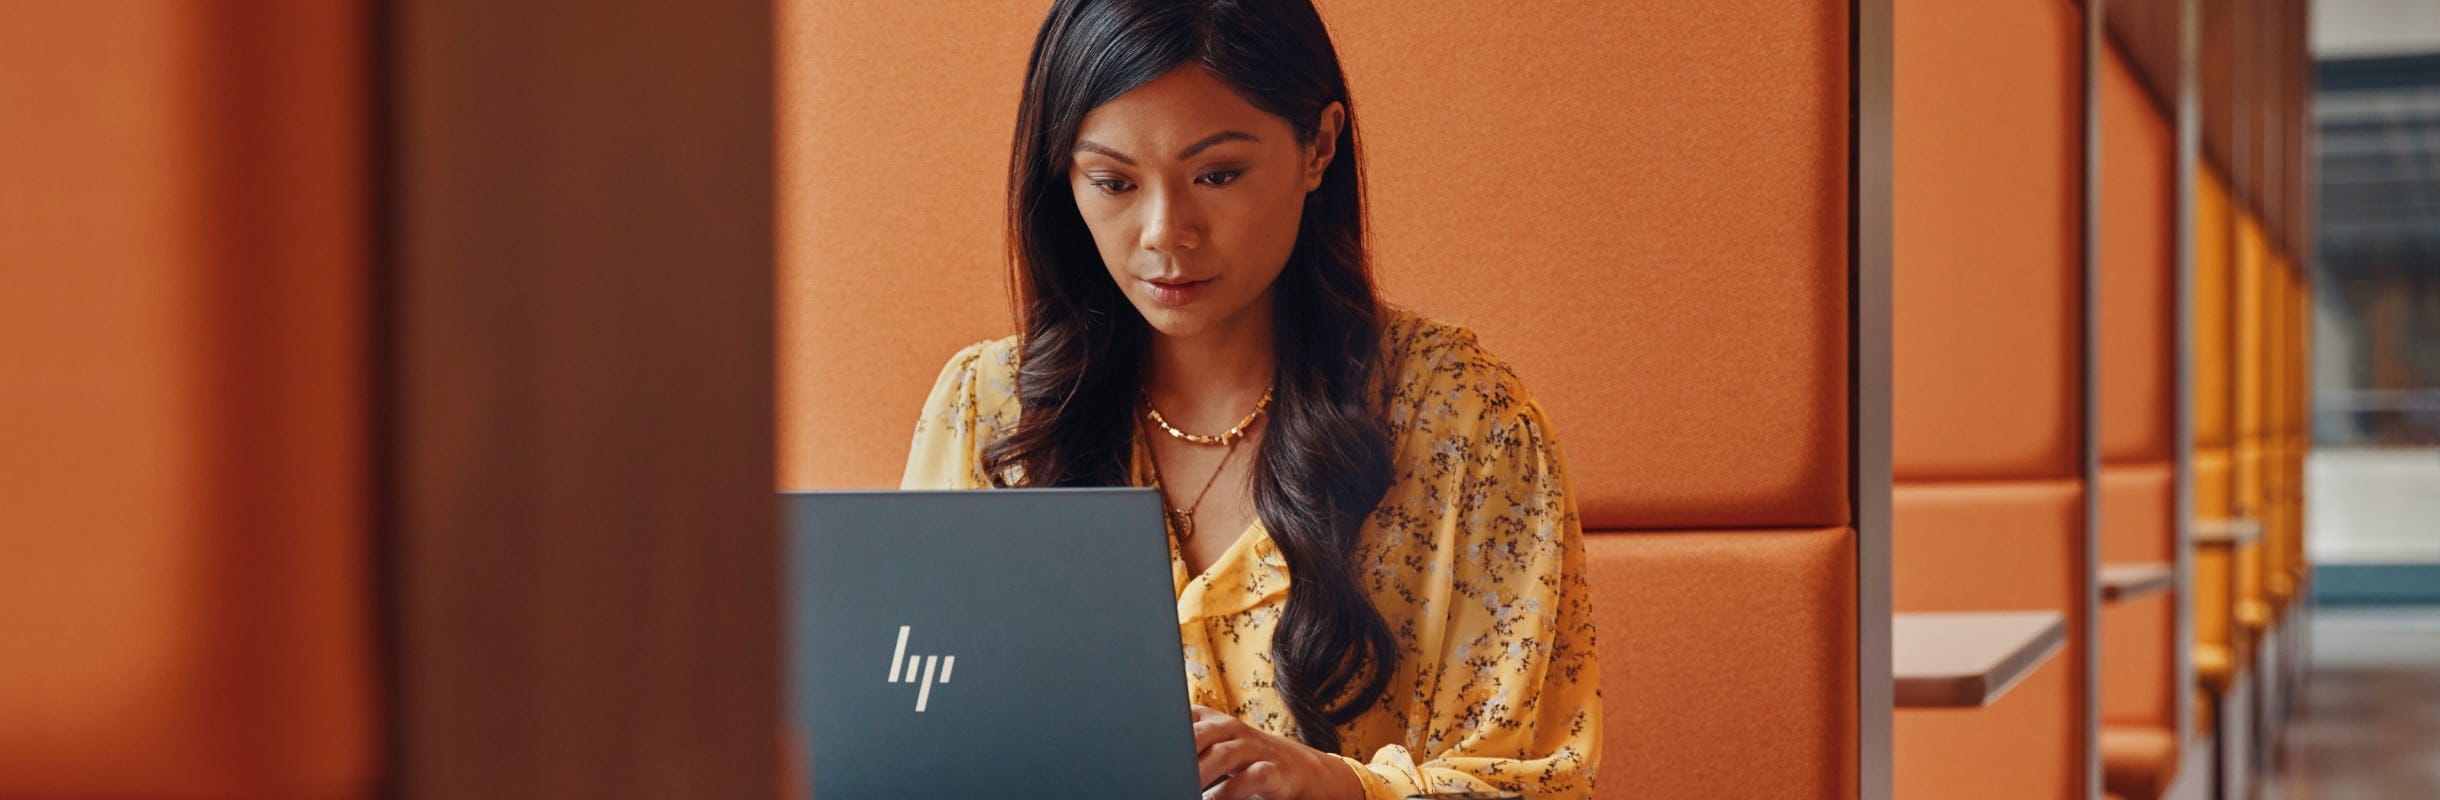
786, 488, 1200, 799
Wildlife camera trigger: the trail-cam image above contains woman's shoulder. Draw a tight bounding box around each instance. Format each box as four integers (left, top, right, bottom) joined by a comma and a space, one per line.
1378, 305, 1543, 437
913, 334, 1024, 433
904, 334, 1024, 489
934, 334, 1022, 389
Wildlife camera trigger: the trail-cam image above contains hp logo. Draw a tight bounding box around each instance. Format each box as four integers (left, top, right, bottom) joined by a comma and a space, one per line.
885, 625, 955, 712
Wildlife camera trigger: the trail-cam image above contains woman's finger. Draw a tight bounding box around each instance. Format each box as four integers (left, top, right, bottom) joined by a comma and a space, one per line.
1193, 716, 1239, 753
1196, 738, 1262, 789
1202, 759, 1284, 800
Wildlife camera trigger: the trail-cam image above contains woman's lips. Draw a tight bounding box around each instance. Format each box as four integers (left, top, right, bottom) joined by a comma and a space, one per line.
1143, 277, 1212, 307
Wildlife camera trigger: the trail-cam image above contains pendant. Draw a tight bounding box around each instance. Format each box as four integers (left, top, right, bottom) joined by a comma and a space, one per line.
1167, 507, 1195, 541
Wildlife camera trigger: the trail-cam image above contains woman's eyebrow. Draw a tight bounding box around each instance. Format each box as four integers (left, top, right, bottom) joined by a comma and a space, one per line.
1176, 130, 1258, 159
1072, 131, 1260, 166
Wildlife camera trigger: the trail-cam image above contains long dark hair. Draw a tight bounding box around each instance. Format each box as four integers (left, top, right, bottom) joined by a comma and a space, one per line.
983, 0, 1397, 752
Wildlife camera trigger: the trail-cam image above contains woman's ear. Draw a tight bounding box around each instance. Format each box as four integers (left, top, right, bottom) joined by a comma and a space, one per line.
1302, 101, 1345, 192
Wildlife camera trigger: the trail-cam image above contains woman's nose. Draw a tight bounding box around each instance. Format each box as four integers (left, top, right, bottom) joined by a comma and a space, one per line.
1138, 187, 1202, 253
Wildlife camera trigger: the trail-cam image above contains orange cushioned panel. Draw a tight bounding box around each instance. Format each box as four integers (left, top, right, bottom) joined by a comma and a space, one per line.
2264, 258, 2294, 597
1348, 0, 1853, 530
2234, 214, 2268, 442
778, 0, 1047, 491
2287, 438, 2307, 577
2193, 168, 2234, 450
2236, 538, 2265, 645
2267, 255, 2291, 442
2262, 437, 2287, 599
2193, 448, 2232, 520
2287, 276, 2310, 438
1892, 480, 2084, 621
780, 1, 1858, 534
2100, 724, 2180, 800
1895, 654, 2079, 800
2099, 465, 2174, 564
2103, 594, 2176, 726
1892, 0, 2084, 482
0, 4, 378, 796
1587, 528, 1857, 800
2194, 542, 2232, 652
1891, 480, 2086, 800
2238, 443, 2266, 523
2098, 466, 2174, 724
2098, 42, 2177, 465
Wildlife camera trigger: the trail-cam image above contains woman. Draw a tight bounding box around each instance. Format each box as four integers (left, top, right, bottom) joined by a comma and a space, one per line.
901, 1, 1601, 797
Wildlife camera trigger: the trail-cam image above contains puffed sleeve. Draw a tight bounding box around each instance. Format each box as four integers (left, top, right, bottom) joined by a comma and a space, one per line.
899, 340, 1007, 490
1341, 397, 1603, 800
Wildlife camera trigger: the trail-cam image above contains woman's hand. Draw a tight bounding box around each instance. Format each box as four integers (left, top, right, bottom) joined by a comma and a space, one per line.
1192, 704, 1366, 800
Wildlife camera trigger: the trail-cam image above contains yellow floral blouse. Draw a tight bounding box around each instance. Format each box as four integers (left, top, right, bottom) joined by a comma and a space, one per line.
900, 307, 1602, 799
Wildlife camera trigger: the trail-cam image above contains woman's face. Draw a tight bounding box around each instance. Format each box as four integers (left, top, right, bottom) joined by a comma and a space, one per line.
1068, 65, 1342, 343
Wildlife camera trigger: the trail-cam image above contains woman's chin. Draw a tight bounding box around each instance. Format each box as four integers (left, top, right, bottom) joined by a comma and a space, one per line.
1129, 289, 1273, 343
1138, 310, 1208, 340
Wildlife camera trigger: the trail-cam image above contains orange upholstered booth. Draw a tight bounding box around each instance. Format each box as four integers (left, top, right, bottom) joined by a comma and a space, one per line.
779, 1, 1872, 797
0, 4, 381, 797
2094, 37, 2183, 800
1889, 0, 2092, 798
2233, 211, 2272, 657
2191, 165, 2240, 709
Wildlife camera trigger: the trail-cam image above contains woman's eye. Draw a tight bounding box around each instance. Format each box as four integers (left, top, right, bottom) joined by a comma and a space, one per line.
1198, 170, 1242, 187
1088, 178, 1135, 195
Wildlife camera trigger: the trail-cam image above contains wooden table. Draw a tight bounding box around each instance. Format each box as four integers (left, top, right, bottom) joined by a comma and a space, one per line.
1894, 611, 2067, 708
2101, 562, 2174, 602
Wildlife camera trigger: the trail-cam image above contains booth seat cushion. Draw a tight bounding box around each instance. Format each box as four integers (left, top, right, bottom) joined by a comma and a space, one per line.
2101, 724, 2179, 800
2103, 594, 2177, 726
2099, 466, 2175, 724
1891, 480, 2085, 800
1586, 527, 1856, 800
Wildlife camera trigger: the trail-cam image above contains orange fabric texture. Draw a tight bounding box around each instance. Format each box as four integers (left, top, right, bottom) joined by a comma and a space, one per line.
2102, 594, 2177, 725
2098, 461, 2175, 568
2202, 199, 2266, 692
2193, 168, 2234, 450
1892, 0, 2084, 482
1891, 480, 2088, 800
1895, 657, 2079, 800
2194, 542, 2232, 655
1892, 0, 2090, 796
2234, 214, 2268, 443
0, 3, 377, 796
2099, 467, 2176, 725
2263, 256, 2297, 606
1342, 1, 1853, 530
1893, 481, 2085, 621
2099, 724, 2180, 800
2093, 45, 2179, 756
2194, 449, 2232, 520
2239, 446, 2267, 530
775, 0, 1045, 493
1586, 529, 1857, 800
2098, 43, 2177, 465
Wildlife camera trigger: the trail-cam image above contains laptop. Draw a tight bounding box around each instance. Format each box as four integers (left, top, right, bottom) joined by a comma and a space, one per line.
786, 488, 1201, 799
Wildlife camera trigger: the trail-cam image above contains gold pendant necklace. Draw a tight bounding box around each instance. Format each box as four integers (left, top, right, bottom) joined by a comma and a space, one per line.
1142, 386, 1268, 542
1150, 434, 1242, 543
1144, 385, 1273, 447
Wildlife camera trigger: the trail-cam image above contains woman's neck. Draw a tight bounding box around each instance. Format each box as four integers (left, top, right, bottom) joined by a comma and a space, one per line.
1143, 303, 1277, 432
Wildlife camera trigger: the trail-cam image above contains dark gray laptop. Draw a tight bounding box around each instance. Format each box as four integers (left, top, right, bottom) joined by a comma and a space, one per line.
787, 488, 1200, 799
